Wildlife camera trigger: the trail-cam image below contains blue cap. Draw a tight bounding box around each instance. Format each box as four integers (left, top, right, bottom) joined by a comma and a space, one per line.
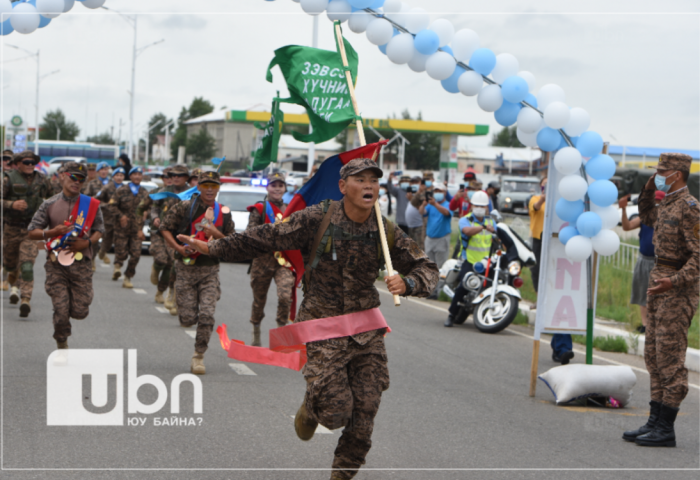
112, 167, 126, 177
96, 162, 109, 172
129, 166, 143, 176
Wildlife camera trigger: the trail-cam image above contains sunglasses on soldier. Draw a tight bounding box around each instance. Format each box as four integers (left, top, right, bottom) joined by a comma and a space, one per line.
21, 159, 38, 166
171, 173, 189, 178
68, 174, 86, 183
198, 183, 220, 191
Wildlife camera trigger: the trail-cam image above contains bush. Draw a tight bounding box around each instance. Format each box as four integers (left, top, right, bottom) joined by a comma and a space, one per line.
572, 335, 629, 354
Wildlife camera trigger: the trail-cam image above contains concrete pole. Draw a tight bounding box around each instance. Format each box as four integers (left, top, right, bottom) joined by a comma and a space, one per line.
34, 50, 39, 155
128, 16, 137, 161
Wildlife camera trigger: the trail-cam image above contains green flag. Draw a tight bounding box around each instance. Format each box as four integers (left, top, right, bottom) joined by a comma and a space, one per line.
251, 96, 284, 171
266, 38, 359, 144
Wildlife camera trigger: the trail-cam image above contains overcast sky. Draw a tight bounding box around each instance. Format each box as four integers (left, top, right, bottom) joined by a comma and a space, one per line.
2, 0, 699, 151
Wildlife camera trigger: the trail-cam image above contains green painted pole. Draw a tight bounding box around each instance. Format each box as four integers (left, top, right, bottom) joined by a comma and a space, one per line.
586, 308, 593, 364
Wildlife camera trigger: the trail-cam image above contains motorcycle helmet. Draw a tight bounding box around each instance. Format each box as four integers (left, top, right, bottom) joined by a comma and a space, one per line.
470, 191, 490, 206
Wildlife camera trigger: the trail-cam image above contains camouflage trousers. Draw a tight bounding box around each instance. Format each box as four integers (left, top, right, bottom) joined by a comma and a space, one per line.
174, 261, 221, 354
645, 287, 699, 408
114, 224, 142, 278
249, 254, 294, 326
44, 258, 94, 343
303, 333, 389, 480
99, 222, 115, 258
2, 224, 39, 300
149, 233, 173, 293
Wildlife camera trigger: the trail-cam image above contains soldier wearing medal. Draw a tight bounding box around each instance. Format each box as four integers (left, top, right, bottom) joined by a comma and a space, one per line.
246, 170, 295, 346
96, 167, 126, 266
112, 166, 149, 288
182, 158, 438, 480
1, 150, 53, 317
27, 162, 104, 348
160, 170, 234, 375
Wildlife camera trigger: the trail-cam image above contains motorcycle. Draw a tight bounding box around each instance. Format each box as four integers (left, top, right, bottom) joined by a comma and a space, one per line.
441, 210, 536, 333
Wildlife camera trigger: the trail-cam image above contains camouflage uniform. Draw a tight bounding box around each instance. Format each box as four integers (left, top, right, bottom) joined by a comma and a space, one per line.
207, 159, 438, 479
638, 153, 700, 409
97, 179, 123, 259
81, 170, 104, 260
113, 182, 150, 278
1, 152, 53, 301
247, 198, 295, 327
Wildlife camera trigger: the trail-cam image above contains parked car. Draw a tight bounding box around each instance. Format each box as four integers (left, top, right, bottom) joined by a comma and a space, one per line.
46, 156, 87, 177
498, 176, 540, 214
216, 184, 268, 233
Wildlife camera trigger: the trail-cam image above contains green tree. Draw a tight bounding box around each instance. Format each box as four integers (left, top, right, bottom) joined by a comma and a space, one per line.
40, 109, 80, 141
171, 97, 215, 158
86, 132, 116, 145
147, 112, 171, 148
490, 126, 524, 148
186, 126, 217, 164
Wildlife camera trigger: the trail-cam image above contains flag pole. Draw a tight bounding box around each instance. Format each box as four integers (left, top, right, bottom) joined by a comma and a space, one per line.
334, 21, 400, 307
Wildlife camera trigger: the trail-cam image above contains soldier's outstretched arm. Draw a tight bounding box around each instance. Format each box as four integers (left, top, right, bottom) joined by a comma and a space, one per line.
387, 224, 440, 297
638, 176, 658, 227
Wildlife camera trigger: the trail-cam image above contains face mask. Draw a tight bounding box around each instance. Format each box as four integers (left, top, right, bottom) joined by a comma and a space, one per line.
379, 188, 386, 196
425, 180, 433, 188
654, 172, 677, 193
411, 184, 419, 193
434, 193, 445, 202
467, 190, 475, 199
473, 207, 486, 218
286, 185, 295, 193
400, 182, 410, 190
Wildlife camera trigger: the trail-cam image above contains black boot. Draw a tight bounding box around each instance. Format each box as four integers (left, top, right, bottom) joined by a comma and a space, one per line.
444, 315, 454, 327
635, 403, 678, 447
622, 401, 661, 441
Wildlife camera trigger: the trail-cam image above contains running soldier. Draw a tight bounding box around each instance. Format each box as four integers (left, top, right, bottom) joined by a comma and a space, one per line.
97, 167, 126, 266
27, 162, 104, 348
0, 150, 13, 291
160, 171, 234, 375
112, 166, 149, 287
183, 158, 438, 479
246, 171, 295, 346
623, 153, 700, 448
81, 163, 104, 270
1, 150, 53, 317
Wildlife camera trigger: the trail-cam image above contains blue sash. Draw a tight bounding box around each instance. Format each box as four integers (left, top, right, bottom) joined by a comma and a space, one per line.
100, 177, 109, 186
129, 182, 140, 196
265, 201, 277, 224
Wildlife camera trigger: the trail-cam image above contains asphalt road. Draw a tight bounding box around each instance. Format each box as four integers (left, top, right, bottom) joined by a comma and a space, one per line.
1, 255, 698, 480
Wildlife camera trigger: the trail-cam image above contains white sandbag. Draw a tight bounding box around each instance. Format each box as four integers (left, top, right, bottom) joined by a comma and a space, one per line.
538, 364, 637, 406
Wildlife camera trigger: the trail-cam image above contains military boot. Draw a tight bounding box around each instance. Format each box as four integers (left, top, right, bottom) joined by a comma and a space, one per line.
252, 324, 261, 347
169, 304, 178, 316
56, 339, 68, 349
330, 472, 350, 480
112, 264, 122, 281
168, 287, 178, 315
19, 299, 31, 318
150, 264, 159, 285
122, 276, 133, 289
164, 288, 175, 309
155, 290, 165, 304
191, 352, 205, 375
9, 286, 20, 304
635, 404, 679, 447
623, 401, 661, 441
294, 401, 318, 441
101, 252, 111, 265
92, 258, 96, 272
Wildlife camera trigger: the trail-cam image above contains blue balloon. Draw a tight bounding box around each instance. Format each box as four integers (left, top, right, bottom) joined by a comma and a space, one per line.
501, 76, 529, 104
441, 66, 466, 94
555, 198, 585, 223
441, 45, 453, 56
1, 19, 13, 36
558, 135, 579, 151
348, 0, 375, 8
38, 15, 51, 28
576, 212, 602, 238
537, 127, 561, 152
524, 93, 537, 108
494, 100, 522, 127
559, 226, 579, 245
577, 131, 603, 157
588, 179, 618, 207
585, 154, 616, 181
414, 29, 440, 55
469, 48, 496, 75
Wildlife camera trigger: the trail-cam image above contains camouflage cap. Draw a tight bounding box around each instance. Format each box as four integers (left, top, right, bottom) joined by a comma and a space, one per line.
87, 163, 97, 171
12, 150, 39, 164
468, 180, 483, 190
198, 170, 221, 185
339, 158, 383, 180
162, 166, 173, 175
267, 170, 286, 184
2, 150, 13, 160
170, 164, 189, 176
399, 175, 411, 182
189, 168, 202, 180
63, 162, 88, 177
422, 170, 434, 179
656, 153, 693, 173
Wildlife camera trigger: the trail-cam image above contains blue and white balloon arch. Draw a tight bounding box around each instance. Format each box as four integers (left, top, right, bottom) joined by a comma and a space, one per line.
0, 0, 106, 36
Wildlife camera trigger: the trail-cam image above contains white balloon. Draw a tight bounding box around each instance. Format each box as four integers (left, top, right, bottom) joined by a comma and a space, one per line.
543, 101, 571, 129
365, 18, 394, 45
300, 0, 329, 15
63, 0, 75, 13
382, 0, 402, 13
429, 18, 455, 47
405, 7, 429, 33
80, 0, 106, 8
558, 175, 588, 202
0, 0, 12, 16
554, 147, 583, 175
407, 50, 429, 72
517, 127, 540, 148
491, 53, 519, 84
591, 229, 620, 256
388, 2, 410, 28
516, 108, 542, 134
565, 235, 593, 262
386, 33, 415, 65
517, 71, 536, 92
457, 70, 482, 96
451, 29, 479, 62
537, 84, 566, 112
36, 0, 63, 18
477, 85, 504, 112
10, 3, 40, 34
591, 204, 619, 230
326, 0, 352, 22
565, 107, 591, 137
348, 10, 371, 33
425, 51, 456, 80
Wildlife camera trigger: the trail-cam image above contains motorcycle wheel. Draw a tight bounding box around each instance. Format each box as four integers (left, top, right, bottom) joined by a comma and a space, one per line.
473, 292, 519, 334
453, 306, 470, 325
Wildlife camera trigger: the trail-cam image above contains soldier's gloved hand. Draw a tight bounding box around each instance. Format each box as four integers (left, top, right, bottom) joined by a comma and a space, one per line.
384, 274, 406, 296
12, 200, 28, 211
647, 277, 673, 296
65, 237, 89, 253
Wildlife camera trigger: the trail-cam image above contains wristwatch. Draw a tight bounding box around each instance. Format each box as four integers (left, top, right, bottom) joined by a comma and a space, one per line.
402, 277, 416, 296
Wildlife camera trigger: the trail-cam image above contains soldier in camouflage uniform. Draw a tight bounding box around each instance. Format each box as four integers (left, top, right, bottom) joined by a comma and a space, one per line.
0, 150, 13, 291
97, 167, 126, 265
623, 153, 699, 448
27, 162, 104, 348
160, 171, 234, 375
247, 171, 295, 346
188, 168, 202, 188
50, 169, 63, 195
184, 158, 438, 479
1, 151, 53, 317
81, 163, 104, 270
112, 166, 149, 288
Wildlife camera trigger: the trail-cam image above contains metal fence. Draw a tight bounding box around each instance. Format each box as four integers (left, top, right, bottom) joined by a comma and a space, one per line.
601, 242, 639, 272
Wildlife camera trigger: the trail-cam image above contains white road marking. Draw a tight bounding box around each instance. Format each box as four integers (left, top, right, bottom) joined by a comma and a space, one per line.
184, 330, 196, 339
133, 288, 147, 294
374, 287, 700, 391
155, 306, 169, 314
291, 416, 334, 434
228, 363, 257, 376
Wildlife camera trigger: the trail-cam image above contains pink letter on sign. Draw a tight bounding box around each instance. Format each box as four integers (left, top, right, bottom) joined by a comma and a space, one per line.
551, 295, 577, 327
555, 258, 581, 291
